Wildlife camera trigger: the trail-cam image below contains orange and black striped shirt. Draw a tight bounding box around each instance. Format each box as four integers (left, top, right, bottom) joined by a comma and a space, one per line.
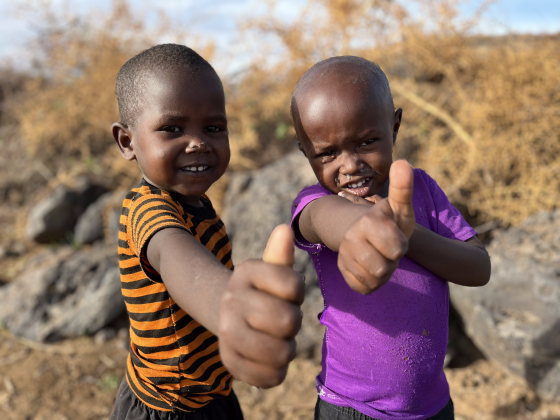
118, 179, 233, 413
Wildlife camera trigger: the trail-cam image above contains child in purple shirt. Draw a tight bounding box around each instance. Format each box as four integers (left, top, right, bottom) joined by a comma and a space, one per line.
289, 56, 491, 420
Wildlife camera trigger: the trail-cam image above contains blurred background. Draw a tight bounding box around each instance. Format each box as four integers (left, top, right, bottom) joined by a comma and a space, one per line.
0, 0, 559, 419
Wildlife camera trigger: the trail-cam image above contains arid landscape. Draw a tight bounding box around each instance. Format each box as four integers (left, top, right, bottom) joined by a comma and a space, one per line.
1, 0, 560, 419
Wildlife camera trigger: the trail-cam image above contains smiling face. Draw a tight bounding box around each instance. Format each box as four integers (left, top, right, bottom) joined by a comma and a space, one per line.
293, 72, 401, 198
114, 69, 230, 207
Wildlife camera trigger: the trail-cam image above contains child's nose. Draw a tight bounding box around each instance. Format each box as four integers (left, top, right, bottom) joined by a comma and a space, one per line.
340, 154, 360, 175
185, 138, 209, 154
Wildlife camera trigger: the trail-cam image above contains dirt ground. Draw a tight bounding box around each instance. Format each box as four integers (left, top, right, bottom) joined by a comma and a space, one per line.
1, 329, 560, 420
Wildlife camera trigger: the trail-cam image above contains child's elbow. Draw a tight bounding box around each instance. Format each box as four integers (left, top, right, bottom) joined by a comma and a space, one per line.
474, 255, 492, 287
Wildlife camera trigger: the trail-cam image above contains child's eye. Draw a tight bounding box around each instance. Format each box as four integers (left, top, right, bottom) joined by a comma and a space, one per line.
206, 125, 225, 133
161, 126, 182, 133
318, 150, 336, 158
360, 138, 378, 146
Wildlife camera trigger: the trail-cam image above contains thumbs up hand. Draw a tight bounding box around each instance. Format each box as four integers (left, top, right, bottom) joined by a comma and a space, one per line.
338, 160, 415, 295
218, 225, 305, 388
263, 224, 296, 266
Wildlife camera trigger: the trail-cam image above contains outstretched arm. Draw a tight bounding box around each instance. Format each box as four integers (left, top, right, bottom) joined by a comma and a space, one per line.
337, 178, 491, 288
147, 225, 305, 389
297, 194, 372, 251
297, 160, 415, 295
406, 225, 490, 286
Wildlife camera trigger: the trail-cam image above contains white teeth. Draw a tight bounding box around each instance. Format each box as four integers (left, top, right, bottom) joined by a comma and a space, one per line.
184, 166, 208, 172
347, 178, 369, 189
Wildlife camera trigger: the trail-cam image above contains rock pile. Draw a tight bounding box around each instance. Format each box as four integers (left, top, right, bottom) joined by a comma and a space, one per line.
451, 210, 560, 400
25, 178, 107, 243
222, 150, 325, 360
8, 152, 560, 403
0, 245, 125, 342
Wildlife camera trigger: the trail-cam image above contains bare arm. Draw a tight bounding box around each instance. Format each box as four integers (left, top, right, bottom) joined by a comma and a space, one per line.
146, 226, 305, 388
298, 195, 371, 251
336, 188, 492, 287
406, 224, 490, 287
298, 160, 415, 295
147, 228, 231, 335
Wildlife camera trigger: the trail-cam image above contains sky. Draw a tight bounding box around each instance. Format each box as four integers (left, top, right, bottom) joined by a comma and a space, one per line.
0, 0, 558, 71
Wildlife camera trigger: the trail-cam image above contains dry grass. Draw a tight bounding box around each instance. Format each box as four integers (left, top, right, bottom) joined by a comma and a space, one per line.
5, 0, 214, 193
2, 0, 559, 225
233, 0, 560, 225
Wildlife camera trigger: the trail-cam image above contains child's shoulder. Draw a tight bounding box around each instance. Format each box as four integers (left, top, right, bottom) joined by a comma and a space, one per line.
292, 183, 331, 212
127, 179, 170, 200
123, 179, 182, 209
412, 167, 445, 197
412, 167, 433, 184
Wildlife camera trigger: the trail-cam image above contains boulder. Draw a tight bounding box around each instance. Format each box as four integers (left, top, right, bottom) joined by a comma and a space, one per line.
0, 245, 125, 342
223, 150, 325, 359
74, 193, 112, 246
450, 210, 560, 400
223, 150, 318, 283
26, 178, 107, 243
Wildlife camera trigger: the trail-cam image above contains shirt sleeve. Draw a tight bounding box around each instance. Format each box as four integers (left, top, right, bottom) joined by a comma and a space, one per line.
290, 183, 332, 253
418, 169, 477, 242
127, 193, 191, 282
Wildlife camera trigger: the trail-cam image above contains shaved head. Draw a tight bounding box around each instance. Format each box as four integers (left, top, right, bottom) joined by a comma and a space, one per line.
116, 43, 221, 127
289, 56, 402, 198
291, 56, 394, 137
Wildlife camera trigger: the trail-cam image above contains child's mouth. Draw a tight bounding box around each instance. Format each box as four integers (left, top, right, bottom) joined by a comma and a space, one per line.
341, 177, 372, 197
179, 165, 210, 175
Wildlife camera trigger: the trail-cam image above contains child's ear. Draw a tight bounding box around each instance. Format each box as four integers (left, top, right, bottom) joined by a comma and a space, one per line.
296, 139, 307, 157
112, 122, 136, 161
393, 108, 403, 145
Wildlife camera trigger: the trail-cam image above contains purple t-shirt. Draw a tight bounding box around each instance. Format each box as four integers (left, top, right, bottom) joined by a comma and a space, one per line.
291, 168, 476, 420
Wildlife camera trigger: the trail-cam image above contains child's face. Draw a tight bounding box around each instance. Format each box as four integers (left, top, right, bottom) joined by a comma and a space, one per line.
294, 77, 401, 198
120, 71, 230, 206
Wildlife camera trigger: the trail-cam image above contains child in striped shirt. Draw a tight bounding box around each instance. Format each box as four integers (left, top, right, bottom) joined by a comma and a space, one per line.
109, 44, 304, 420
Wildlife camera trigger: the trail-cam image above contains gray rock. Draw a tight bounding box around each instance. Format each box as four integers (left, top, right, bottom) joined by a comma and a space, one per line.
0, 245, 125, 342
116, 327, 130, 351
74, 193, 112, 245
450, 210, 560, 400
223, 150, 325, 358
26, 178, 107, 243
298, 285, 326, 361
94, 328, 117, 344
223, 150, 319, 285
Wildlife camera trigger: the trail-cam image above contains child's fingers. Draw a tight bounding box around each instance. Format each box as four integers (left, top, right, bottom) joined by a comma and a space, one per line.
220, 346, 290, 389
359, 200, 409, 261
233, 260, 305, 305
224, 324, 297, 368
243, 288, 303, 338
337, 191, 373, 206
263, 224, 295, 267
388, 160, 415, 238
338, 225, 401, 294
364, 194, 383, 204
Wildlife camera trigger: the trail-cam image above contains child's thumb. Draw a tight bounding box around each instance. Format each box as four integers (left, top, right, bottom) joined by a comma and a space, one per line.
263, 224, 295, 267
387, 160, 415, 239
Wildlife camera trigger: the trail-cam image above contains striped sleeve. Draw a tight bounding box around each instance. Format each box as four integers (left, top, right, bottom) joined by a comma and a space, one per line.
127, 194, 191, 282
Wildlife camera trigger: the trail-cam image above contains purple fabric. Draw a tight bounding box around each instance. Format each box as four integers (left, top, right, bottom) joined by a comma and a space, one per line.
291, 168, 476, 420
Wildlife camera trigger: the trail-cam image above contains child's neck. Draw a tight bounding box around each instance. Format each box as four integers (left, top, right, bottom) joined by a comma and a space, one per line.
175, 194, 204, 208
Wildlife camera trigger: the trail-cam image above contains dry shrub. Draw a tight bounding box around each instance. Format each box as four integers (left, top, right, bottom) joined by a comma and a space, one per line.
233, 0, 560, 225
4, 0, 560, 225
8, 0, 214, 191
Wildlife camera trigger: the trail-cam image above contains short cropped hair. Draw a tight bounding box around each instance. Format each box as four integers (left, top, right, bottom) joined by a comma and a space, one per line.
291, 56, 394, 118
116, 44, 220, 126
